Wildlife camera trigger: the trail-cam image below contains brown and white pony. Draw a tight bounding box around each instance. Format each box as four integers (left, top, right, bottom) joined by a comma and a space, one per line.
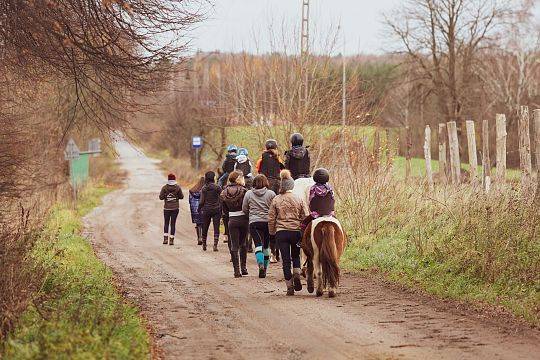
302, 217, 346, 297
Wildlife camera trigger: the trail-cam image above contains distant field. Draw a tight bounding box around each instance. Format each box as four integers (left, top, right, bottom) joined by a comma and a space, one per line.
219, 125, 521, 180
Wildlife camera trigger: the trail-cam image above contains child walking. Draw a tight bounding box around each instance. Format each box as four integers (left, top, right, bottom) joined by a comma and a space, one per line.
242, 174, 276, 278
159, 173, 184, 245
198, 171, 222, 251
268, 170, 306, 295
189, 177, 205, 245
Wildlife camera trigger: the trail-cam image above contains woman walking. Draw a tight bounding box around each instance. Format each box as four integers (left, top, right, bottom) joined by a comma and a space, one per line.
220, 170, 249, 278
242, 174, 276, 278
198, 171, 222, 251
268, 170, 306, 295
159, 173, 184, 245
189, 176, 205, 245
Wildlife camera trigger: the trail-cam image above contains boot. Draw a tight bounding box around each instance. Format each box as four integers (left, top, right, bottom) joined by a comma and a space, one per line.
196, 226, 202, 245
293, 268, 302, 291
285, 279, 294, 296
240, 248, 248, 276
231, 252, 241, 278
263, 248, 271, 270
169, 236, 174, 246
202, 237, 207, 251
213, 237, 219, 252
258, 264, 266, 278
163, 234, 168, 245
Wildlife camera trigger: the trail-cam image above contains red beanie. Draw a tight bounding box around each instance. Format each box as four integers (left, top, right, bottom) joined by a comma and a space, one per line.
168, 173, 176, 181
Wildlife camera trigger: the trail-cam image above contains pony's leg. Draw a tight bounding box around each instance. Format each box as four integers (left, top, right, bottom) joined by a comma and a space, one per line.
306, 260, 314, 293
328, 286, 336, 298
315, 260, 324, 297
300, 249, 307, 278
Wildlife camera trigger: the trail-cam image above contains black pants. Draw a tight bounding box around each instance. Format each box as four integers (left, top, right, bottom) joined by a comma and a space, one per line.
276, 230, 302, 281
223, 212, 229, 236
164, 209, 179, 236
249, 222, 270, 250
202, 209, 221, 241
228, 216, 249, 252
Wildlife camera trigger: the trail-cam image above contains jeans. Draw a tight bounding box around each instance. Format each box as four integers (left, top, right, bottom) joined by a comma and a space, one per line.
275, 230, 302, 280
163, 209, 179, 236
202, 209, 221, 241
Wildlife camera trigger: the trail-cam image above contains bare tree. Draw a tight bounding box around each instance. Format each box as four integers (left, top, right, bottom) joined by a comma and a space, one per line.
384, 0, 512, 129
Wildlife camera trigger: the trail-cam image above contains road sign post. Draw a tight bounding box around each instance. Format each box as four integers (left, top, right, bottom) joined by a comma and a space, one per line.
64, 138, 102, 201
192, 136, 203, 171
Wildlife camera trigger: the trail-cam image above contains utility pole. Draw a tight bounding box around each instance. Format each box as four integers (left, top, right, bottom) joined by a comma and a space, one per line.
300, 0, 310, 116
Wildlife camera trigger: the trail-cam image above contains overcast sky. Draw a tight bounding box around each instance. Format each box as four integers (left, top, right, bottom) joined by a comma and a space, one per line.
190, 0, 403, 55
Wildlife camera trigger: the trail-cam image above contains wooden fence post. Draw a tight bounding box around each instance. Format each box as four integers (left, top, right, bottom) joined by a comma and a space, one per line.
424, 125, 434, 191
482, 120, 491, 193
447, 121, 461, 184
534, 109, 540, 205
518, 106, 532, 190
496, 114, 507, 183
438, 123, 448, 183
405, 125, 412, 180
466, 120, 478, 184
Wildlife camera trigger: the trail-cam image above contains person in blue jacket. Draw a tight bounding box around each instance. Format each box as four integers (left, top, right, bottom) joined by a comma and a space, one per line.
189, 176, 205, 245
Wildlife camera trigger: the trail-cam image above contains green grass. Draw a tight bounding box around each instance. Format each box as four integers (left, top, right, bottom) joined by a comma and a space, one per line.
2, 183, 151, 359
339, 190, 539, 326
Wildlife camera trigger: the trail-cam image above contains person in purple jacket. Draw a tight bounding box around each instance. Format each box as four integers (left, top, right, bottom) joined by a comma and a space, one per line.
301, 168, 335, 232
189, 177, 205, 245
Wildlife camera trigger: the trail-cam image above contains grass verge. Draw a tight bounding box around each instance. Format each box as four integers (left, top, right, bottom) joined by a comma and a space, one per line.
1, 183, 151, 359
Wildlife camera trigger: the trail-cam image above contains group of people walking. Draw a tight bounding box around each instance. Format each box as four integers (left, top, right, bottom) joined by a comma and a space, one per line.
159, 133, 336, 295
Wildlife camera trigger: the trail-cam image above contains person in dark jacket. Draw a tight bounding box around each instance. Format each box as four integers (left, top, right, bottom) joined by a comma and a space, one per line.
218, 145, 238, 187
256, 139, 284, 194
159, 173, 184, 245
285, 133, 311, 180
189, 176, 205, 245
255, 139, 284, 263
220, 170, 248, 277
301, 168, 336, 232
198, 171, 222, 251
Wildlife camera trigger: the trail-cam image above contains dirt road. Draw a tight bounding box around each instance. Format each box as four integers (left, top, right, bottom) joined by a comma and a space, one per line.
85, 140, 539, 360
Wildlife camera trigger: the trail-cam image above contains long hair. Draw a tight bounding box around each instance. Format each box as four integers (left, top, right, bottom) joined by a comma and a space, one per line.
228, 170, 245, 186
190, 176, 205, 193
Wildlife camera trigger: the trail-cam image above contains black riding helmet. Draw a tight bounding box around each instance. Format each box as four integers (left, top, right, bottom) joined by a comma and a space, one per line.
265, 139, 278, 150
313, 168, 330, 184
290, 133, 304, 147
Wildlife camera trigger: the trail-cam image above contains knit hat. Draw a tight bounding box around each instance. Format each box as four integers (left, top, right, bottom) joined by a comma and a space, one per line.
168, 173, 176, 181
279, 169, 295, 194
205, 171, 215, 183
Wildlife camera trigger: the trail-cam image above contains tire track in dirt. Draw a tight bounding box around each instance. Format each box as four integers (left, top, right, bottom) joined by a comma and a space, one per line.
84, 140, 540, 360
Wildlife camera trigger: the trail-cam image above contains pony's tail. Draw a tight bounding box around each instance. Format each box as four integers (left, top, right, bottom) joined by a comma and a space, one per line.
319, 223, 340, 289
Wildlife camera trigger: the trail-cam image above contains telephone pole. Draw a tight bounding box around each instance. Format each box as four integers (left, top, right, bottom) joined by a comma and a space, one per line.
300, 0, 310, 113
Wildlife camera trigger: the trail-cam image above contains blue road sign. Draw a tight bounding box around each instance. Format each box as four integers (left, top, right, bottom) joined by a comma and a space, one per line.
192, 136, 203, 149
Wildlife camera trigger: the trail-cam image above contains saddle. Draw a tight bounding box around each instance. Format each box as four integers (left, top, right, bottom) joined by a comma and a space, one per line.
310, 216, 343, 244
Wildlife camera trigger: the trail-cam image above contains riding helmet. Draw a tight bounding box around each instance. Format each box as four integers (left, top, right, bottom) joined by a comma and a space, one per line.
313, 168, 330, 184
226, 144, 238, 153
290, 133, 304, 146
238, 148, 248, 156
265, 139, 278, 150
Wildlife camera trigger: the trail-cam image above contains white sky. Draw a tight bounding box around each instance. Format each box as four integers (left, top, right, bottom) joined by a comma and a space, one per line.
190, 0, 403, 55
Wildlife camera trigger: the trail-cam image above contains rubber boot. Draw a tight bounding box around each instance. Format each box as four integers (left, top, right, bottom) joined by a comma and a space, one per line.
213, 237, 219, 252
231, 252, 241, 278
293, 268, 302, 291
169, 235, 174, 246
255, 246, 265, 278
286, 279, 294, 296
163, 234, 169, 245
240, 247, 248, 276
